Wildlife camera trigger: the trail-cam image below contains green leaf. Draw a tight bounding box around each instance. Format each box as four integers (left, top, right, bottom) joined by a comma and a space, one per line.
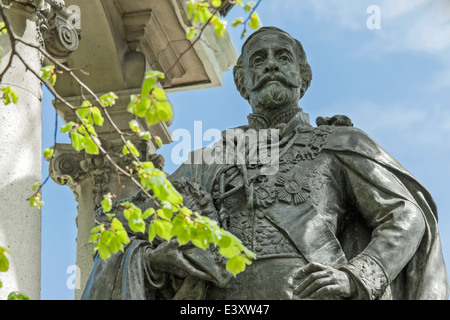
142, 207, 155, 219
50, 74, 57, 86
135, 97, 151, 117
123, 140, 140, 157
7, 291, 31, 300
116, 229, 130, 245
82, 100, 92, 107
141, 77, 156, 97
144, 108, 159, 126
1, 86, 19, 105
148, 223, 156, 243
109, 236, 123, 254
153, 136, 163, 149
43, 148, 54, 161
244, 1, 255, 12
157, 203, 173, 221
41, 65, 55, 81
101, 193, 113, 213
154, 101, 173, 122
154, 219, 173, 241
186, 26, 196, 40
218, 232, 233, 249
90, 224, 104, 235
76, 107, 91, 120
152, 87, 167, 101
122, 202, 146, 234
232, 17, 244, 28
129, 119, 140, 133
29, 193, 44, 210
91, 107, 104, 126
138, 167, 166, 189
146, 70, 165, 79
61, 121, 76, 133
248, 12, 262, 30
173, 225, 190, 246
98, 243, 111, 260
139, 131, 152, 141
0, 247, 11, 272
100, 230, 114, 246
100, 92, 118, 107
32, 182, 40, 191
211, 0, 222, 7
226, 255, 251, 276
83, 135, 100, 155
71, 131, 84, 151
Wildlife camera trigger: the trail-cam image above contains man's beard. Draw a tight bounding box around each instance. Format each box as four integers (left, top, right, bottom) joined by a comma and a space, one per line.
249, 82, 299, 112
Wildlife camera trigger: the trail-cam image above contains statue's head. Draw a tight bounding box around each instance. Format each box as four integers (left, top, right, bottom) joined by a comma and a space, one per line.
233, 27, 312, 112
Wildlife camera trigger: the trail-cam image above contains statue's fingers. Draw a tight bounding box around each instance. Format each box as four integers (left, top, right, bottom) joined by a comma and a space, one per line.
293, 270, 329, 297
294, 262, 327, 280
307, 284, 340, 300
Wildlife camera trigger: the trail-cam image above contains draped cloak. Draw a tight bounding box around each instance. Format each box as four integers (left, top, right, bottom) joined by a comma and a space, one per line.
81, 112, 449, 300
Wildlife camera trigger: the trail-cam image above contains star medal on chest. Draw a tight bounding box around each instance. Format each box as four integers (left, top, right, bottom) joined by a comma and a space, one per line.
275, 171, 311, 205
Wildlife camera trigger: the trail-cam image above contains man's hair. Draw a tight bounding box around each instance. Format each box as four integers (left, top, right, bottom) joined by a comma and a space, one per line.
233, 26, 313, 100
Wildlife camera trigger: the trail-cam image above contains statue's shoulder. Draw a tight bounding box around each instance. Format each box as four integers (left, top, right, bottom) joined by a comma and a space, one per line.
316, 115, 381, 157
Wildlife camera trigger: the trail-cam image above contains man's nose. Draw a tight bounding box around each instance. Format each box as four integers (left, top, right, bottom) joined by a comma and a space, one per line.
264, 57, 280, 73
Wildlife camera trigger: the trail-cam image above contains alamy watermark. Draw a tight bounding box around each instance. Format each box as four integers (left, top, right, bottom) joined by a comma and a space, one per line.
171, 121, 280, 175
367, 5, 381, 30
66, 264, 81, 290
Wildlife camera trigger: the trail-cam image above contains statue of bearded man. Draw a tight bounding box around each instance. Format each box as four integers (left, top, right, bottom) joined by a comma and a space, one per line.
82, 27, 449, 300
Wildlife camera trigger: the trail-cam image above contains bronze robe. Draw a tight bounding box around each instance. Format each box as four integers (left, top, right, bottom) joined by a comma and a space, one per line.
81, 112, 449, 300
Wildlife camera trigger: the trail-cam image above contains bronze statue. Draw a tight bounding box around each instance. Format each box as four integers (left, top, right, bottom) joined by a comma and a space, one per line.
82, 27, 449, 300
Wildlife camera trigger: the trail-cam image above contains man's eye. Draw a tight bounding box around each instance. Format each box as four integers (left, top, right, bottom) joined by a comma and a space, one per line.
252, 56, 264, 66
278, 54, 292, 62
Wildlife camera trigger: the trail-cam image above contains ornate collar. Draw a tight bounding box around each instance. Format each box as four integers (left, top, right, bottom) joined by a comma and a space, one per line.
247, 107, 308, 129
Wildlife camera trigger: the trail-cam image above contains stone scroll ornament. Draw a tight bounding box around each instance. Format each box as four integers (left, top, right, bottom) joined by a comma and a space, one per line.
6, 0, 82, 58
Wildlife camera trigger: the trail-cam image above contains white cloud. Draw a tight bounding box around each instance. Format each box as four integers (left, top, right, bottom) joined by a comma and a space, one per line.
326, 100, 450, 153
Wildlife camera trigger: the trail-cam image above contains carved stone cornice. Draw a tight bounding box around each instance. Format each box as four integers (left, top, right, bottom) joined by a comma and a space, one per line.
4, 0, 81, 58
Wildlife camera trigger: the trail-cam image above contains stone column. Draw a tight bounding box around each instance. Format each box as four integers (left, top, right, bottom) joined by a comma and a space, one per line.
0, 4, 43, 300
0, 0, 80, 300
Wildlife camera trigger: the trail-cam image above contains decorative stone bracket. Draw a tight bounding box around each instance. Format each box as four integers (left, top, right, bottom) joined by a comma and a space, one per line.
4, 0, 81, 58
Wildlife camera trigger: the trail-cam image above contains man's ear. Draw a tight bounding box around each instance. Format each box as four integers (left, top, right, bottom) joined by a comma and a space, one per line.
233, 66, 250, 100
240, 88, 250, 100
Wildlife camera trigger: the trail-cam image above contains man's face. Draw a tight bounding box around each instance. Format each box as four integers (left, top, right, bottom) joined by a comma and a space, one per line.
242, 32, 303, 111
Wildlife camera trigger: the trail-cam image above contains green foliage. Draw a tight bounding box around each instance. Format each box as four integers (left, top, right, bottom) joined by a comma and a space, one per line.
7, 291, 31, 300
185, 0, 262, 39
43, 148, 54, 161
63, 101, 105, 155
0, 86, 18, 105
0, 247, 10, 273
41, 65, 57, 86
88, 218, 130, 260
28, 193, 44, 210
101, 193, 113, 213
99, 92, 118, 108
127, 71, 173, 127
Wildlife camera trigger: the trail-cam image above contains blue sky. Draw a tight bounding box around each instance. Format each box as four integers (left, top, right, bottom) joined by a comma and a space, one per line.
40, 0, 450, 299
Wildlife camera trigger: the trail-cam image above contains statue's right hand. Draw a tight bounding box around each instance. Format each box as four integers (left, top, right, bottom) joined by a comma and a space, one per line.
149, 241, 212, 281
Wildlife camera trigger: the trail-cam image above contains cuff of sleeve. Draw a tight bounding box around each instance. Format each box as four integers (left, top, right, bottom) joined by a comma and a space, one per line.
339, 254, 389, 300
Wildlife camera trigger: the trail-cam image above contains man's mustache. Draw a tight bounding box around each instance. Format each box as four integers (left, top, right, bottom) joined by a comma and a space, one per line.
249, 73, 301, 92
